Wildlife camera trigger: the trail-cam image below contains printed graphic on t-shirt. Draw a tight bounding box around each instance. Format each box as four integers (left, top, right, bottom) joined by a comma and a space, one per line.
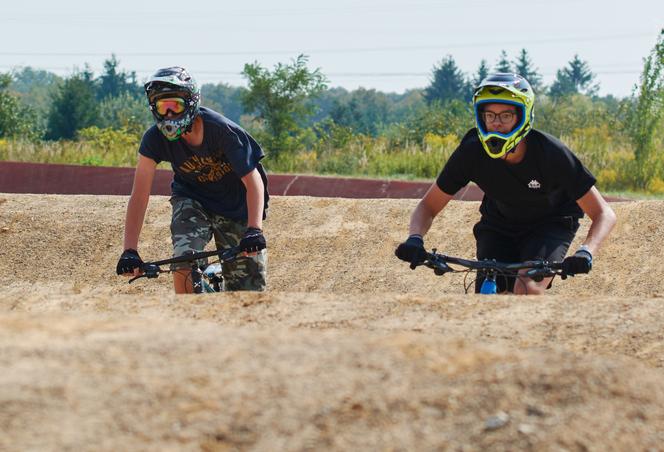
179, 155, 233, 183
528, 179, 541, 189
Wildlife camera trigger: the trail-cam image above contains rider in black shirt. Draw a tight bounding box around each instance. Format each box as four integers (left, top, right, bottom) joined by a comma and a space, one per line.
396, 73, 617, 294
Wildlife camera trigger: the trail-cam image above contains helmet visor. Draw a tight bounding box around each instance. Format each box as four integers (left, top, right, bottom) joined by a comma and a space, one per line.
154, 97, 186, 116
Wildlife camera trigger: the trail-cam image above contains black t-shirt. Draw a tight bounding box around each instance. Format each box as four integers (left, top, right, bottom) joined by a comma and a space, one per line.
436, 128, 596, 226
139, 107, 269, 221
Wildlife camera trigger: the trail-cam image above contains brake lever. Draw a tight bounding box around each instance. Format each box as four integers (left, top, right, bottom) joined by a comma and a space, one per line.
424, 251, 452, 275
128, 274, 146, 284
128, 264, 162, 283
218, 247, 241, 262
525, 267, 560, 282
433, 264, 451, 276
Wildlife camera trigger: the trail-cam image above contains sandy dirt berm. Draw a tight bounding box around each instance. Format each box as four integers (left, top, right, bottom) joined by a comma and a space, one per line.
1, 194, 663, 451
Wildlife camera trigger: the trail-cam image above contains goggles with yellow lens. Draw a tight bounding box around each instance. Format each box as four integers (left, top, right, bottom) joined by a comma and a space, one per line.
154, 97, 187, 116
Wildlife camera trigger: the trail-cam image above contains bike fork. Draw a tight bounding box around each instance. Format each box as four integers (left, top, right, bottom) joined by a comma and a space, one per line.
190, 262, 204, 294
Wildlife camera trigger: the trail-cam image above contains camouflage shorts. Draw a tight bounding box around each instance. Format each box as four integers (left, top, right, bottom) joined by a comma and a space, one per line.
170, 196, 267, 291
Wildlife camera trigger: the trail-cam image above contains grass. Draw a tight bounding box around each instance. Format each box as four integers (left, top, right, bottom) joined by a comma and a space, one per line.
604, 190, 664, 200
1, 133, 662, 200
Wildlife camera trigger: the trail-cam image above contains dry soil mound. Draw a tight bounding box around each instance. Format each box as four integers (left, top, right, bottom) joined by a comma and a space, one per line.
1, 194, 663, 451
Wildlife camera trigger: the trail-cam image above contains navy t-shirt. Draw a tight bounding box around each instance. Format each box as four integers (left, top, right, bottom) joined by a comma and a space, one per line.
436, 129, 596, 226
139, 107, 269, 221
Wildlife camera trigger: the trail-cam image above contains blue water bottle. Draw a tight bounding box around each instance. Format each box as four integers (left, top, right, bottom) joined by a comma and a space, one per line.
480, 278, 497, 294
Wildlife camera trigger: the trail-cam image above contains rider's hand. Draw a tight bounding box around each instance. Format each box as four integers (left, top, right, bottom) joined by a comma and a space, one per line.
395, 235, 427, 269
239, 227, 266, 254
116, 249, 143, 276
562, 247, 593, 276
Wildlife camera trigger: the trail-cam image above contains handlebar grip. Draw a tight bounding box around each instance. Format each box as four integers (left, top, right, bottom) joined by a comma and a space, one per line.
526, 271, 544, 282
433, 267, 448, 276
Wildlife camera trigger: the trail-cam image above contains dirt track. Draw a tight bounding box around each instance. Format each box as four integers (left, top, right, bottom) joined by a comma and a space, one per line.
1, 194, 663, 451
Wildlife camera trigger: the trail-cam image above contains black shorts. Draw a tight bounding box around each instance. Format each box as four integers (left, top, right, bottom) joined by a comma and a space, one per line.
473, 217, 580, 293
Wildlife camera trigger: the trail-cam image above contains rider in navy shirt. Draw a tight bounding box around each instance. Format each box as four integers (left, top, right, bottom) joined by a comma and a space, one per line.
116, 67, 268, 293
396, 73, 616, 294
139, 107, 268, 220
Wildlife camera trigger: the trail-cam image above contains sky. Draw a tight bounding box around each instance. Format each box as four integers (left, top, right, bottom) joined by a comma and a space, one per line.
2, 0, 663, 97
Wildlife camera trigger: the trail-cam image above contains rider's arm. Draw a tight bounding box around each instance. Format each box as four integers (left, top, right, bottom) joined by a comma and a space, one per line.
123, 155, 157, 250
575, 185, 617, 255
241, 168, 264, 230
409, 183, 455, 236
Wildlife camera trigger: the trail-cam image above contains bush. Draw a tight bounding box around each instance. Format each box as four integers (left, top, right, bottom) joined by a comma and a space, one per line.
647, 177, 664, 194
77, 126, 140, 166
0, 127, 140, 167
265, 130, 457, 180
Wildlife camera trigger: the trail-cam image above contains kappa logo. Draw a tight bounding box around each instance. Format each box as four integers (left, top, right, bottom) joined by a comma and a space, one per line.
528, 179, 541, 189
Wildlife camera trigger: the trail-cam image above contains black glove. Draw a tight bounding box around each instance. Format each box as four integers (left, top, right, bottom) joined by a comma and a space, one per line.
116, 249, 143, 275
395, 235, 427, 269
562, 248, 593, 276
239, 227, 266, 253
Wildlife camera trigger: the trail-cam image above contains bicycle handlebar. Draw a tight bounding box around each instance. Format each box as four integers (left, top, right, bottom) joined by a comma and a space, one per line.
128, 246, 240, 283
421, 249, 566, 280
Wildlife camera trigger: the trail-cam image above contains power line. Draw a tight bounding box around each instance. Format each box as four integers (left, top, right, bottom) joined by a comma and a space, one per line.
0, 32, 653, 57
0, 65, 642, 78
0, 1, 587, 19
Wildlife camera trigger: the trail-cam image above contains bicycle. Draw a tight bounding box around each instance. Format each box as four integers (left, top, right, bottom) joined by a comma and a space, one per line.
128, 246, 240, 293
414, 248, 569, 295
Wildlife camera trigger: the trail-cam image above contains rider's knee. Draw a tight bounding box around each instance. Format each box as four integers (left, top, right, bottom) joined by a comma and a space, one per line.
513, 278, 546, 295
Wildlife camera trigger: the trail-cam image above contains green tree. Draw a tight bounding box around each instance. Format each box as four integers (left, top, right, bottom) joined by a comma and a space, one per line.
97, 92, 152, 135
330, 88, 392, 136
46, 68, 99, 140
241, 54, 328, 155
549, 55, 599, 98
306, 87, 349, 124
308, 87, 425, 127
98, 54, 139, 99
472, 59, 490, 87
389, 99, 473, 146
9, 67, 62, 128
385, 89, 426, 124
9, 67, 60, 94
513, 49, 542, 91
201, 82, 246, 123
424, 55, 468, 104
468, 59, 491, 99
625, 29, 664, 188
537, 93, 611, 137
495, 50, 512, 72
0, 73, 42, 139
